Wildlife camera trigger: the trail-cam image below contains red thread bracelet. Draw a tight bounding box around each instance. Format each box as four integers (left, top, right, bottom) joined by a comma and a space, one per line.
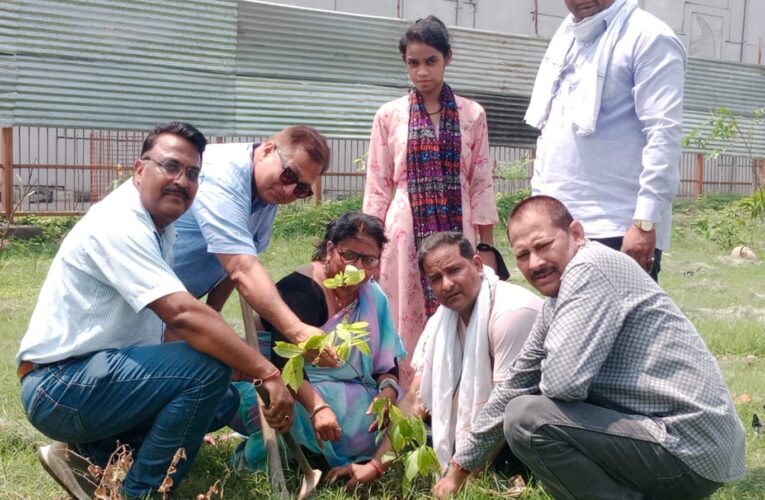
261, 368, 281, 382
368, 458, 385, 477
449, 458, 469, 474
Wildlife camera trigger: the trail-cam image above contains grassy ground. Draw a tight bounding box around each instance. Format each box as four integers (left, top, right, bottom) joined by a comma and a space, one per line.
1, 198, 764, 499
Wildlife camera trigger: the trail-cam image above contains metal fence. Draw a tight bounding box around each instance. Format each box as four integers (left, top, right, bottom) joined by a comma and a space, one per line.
1, 126, 762, 217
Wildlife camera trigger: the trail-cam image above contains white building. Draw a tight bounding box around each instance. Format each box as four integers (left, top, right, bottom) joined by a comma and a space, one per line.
270, 0, 764, 65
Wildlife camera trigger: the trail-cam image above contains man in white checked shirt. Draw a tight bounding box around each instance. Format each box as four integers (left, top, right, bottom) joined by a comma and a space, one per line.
434, 195, 746, 499
16, 122, 293, 499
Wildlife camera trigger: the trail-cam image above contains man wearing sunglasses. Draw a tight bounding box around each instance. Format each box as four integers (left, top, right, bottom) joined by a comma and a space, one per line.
171, 126, 336, 360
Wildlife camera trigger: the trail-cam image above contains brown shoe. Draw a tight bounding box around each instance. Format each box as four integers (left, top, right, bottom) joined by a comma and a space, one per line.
38, 442, 96, 500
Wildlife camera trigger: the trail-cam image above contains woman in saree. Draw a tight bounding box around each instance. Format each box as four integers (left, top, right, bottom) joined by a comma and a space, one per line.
229, 212, 406, 469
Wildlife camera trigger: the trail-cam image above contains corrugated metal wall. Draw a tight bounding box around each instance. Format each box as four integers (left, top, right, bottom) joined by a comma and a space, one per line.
684, 58, 765, 157
0, 0, 763, 152
0, 0, 238, 130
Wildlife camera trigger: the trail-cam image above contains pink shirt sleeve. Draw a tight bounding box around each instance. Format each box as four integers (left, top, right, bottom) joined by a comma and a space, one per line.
465, 103, 498, 226
363, 106, 395, 221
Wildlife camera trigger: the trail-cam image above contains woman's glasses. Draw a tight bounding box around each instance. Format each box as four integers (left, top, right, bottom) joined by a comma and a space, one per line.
336, 247, 380, 269
275, 147, 314, 199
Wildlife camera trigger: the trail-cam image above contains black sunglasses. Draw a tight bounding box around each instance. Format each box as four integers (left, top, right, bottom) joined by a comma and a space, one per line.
275, 147, 314, 199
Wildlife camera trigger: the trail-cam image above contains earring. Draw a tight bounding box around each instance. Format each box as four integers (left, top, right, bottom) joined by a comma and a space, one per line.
323, 260, 329, 274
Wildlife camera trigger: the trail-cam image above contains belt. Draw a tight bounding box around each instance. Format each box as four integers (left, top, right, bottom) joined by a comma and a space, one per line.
17, 360, 42, 381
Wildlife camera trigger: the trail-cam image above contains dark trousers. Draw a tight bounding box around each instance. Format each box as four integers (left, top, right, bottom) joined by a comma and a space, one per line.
504, 396, 721, 500
592, 237, 662, 282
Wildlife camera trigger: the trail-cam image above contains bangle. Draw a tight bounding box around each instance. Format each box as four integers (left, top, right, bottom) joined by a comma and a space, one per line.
368, 458, 385, 477
263, 368, 281, 381
378, 378, 401, 400
309, 403, 330, 420
252, 368, 280, 387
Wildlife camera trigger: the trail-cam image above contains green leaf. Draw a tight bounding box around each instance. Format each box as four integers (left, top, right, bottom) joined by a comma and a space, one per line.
282, 356, 305, 391
336, 328, 353, 343
348, 320, 369, 330
336, 343, 350, 361
342, 265, 365, 285
388, 404, 404, 425
418, 445, 439, 476
411, 416, 427, 447
273, 341, 305, 359
381, 451, 397, 466
370, 397, 389, 415
391, 423, 406, 452
322, 275, 344, 289
404, 449, 420, 482
351, 338, 371, 356
398, 418, 413, 440
321, 331, 337, 354
299, 334, 326, 351
323, 265, 365, 290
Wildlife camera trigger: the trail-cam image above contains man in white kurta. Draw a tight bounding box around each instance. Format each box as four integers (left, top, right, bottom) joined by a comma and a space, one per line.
525, 0, 686, 280
325, 232, 542, 484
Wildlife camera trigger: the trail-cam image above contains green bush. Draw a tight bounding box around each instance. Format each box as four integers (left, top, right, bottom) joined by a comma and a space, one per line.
687, 195, 765, 251
16, 215, 80, 243
1, 215, 80, 257
674, 194, 743, 212
496, 189, 531, 227
271, 197, 362, 238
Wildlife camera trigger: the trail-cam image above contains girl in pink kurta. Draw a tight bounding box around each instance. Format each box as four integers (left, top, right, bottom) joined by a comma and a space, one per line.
363, 16, 498, 389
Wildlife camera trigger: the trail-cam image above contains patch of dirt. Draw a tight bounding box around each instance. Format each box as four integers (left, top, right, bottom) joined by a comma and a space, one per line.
695, 305, 765, 322
716, 255, 764, 267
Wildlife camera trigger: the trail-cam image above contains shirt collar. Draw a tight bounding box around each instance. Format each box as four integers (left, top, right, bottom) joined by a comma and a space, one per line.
123, 179, 177, 249
570, 0, 625, 43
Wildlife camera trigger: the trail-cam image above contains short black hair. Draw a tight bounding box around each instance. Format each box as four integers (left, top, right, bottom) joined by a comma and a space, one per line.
417, 231, 474, 273
508, 195, 574, 234
399, 15, 451, 59
140, 122, 207, 158
313, 212, 388, 261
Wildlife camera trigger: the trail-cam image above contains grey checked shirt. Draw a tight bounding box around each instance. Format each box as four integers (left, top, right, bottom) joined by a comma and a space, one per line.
452, 242, 746, 483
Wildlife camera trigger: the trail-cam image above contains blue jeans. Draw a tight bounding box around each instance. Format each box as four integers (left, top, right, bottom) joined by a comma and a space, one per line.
20, 342, 238, 497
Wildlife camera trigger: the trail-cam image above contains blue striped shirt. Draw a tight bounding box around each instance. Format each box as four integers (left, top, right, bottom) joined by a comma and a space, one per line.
172, 142, 277, 298
17, 181, 186, 364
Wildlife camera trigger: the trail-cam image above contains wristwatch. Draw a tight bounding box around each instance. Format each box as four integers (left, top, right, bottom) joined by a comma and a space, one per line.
634, 219, 656, 232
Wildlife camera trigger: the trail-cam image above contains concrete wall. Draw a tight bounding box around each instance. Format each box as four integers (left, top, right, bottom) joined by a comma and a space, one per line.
268, 0, 764, 65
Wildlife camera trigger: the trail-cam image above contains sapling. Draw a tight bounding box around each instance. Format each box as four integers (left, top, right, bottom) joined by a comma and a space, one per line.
273, 265, 372, 391
274, 264, 440, 492
369, 398, 440, 493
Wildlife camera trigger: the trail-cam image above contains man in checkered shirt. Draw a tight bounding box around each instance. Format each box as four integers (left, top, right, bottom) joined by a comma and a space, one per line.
434, 195, 746, 499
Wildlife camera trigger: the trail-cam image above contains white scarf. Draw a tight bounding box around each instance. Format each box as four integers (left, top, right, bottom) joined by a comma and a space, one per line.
524, 0, 637, 136
412, 266, 497, 471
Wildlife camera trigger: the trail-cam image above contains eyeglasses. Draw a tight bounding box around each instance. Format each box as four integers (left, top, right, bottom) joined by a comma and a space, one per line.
336, 247, 380, 269
275, 147, 314, 199
142, 157, 201, 183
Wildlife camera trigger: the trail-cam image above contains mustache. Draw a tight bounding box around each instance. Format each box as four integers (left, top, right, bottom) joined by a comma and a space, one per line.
531, 266, 554, 280
162, 186, 190, 200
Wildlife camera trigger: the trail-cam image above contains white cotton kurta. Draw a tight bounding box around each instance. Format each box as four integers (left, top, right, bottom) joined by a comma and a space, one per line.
530, 7, 686, 251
